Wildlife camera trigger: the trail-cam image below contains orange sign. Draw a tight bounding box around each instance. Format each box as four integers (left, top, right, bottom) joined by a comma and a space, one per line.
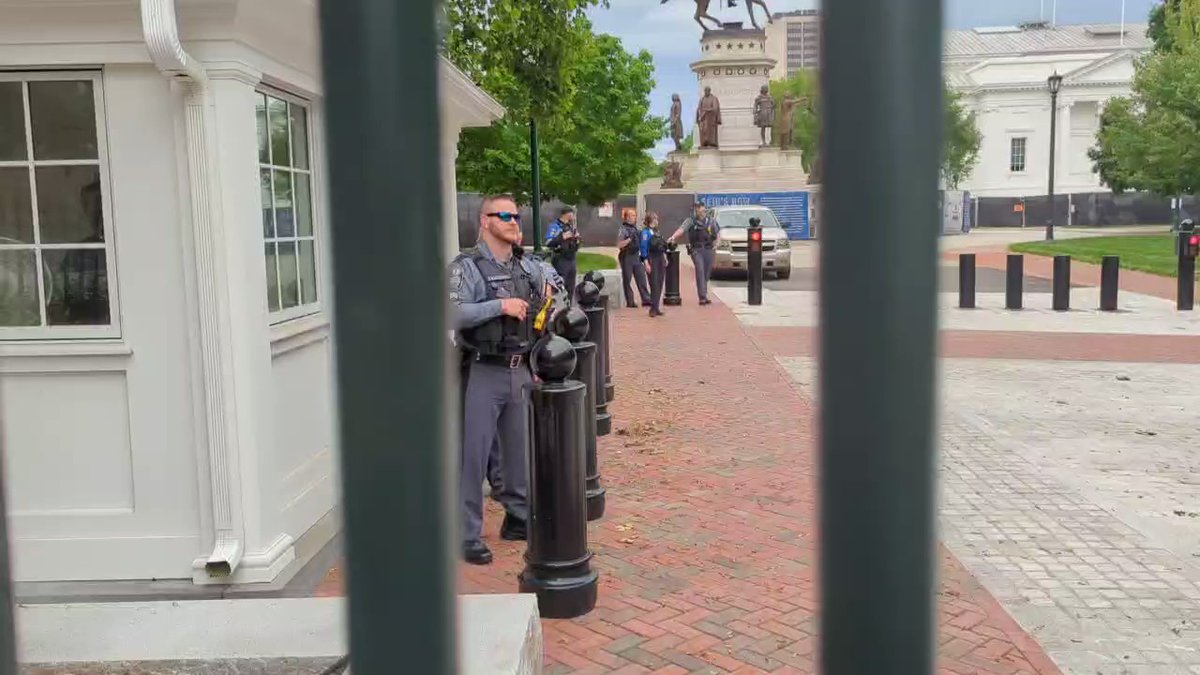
1013, 203, 1025, 213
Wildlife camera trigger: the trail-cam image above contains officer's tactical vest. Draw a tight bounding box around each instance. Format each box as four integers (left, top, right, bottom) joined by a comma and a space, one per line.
619, 224, 639, 257
648, 229, 668, 254
461, 251, 542, 356
553, 221, 581, 259
688, 218, 716, 248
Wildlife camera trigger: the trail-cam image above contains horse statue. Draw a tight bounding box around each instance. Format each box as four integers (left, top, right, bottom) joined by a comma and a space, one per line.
661, 0, 773, 32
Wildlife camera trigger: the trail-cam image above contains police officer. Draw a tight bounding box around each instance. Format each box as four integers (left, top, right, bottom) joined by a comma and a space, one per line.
669, 201, 721, 305
545, 206, 581, 298
641, 211, 669, 317
617, 208, 651, 308
449, 194, 554, 565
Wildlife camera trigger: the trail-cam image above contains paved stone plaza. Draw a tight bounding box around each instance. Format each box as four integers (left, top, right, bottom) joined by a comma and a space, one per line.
311, 234, 1199, 673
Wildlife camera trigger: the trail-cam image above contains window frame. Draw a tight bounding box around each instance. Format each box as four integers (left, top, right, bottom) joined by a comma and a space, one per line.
0, 70, 120, 341
1009, 136, 1028, 174
255, 86, 323, 326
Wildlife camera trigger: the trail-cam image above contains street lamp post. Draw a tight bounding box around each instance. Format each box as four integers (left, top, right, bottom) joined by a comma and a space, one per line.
1046, 72, 1063, 241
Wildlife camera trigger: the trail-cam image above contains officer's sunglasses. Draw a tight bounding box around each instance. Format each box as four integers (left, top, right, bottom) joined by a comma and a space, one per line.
486, 211, 521, 223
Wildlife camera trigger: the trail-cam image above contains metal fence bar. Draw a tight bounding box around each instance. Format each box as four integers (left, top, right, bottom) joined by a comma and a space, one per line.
317, 1, 455, 673
819, 0, 941, 672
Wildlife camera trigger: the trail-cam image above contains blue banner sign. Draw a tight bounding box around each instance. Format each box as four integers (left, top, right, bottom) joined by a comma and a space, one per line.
697, 191, 811, 240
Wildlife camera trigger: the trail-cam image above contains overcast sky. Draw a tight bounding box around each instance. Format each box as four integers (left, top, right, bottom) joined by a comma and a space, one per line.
586, 0, 1158, 157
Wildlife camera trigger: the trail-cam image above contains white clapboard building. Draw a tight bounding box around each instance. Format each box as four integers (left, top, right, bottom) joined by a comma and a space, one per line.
0, 0, 501, 587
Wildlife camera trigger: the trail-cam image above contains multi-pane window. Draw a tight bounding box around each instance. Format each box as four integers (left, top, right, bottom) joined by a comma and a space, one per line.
257, 91, 318, 319
1010, 137, 1027, 173
0, 73, 114, 335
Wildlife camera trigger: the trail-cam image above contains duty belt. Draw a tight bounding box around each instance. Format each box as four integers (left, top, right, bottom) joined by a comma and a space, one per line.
475, 353, 527, 369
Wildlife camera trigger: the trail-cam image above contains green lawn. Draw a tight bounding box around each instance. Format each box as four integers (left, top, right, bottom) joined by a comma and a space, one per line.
577, 251, 617, 274
1010, 235, 1196, 279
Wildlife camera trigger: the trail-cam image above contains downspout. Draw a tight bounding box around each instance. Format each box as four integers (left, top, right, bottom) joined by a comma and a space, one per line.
141, 0, 244, 577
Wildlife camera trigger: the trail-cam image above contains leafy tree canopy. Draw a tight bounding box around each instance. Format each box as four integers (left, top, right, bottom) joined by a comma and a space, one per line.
768, 70, 981, 188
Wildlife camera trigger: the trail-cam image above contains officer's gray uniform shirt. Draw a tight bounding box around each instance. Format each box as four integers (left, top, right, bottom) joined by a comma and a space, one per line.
681, 216, 720, 301
449, 243, 544, 544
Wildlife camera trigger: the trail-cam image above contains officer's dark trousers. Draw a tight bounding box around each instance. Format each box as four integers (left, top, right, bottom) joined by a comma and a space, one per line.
620, 253, 651, 306
461, 361, 531, 544
553, 257, 577, 299
690, 246, 716, 302
648, 253, 666, 313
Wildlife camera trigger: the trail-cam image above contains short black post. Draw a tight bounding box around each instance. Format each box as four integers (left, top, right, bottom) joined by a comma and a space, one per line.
1100, 256, 1119, 311
599, 294, 614, 404
747, 221, 764, 306
520, 335, 599, 619
664, 245, 683, 306
566, 285, 606, 521
1006, 254, 1023, 310
578, 284, 612, 437
1052, 255, 1070, 311
958, 253, 975, 309
1178, 232, 1196, 311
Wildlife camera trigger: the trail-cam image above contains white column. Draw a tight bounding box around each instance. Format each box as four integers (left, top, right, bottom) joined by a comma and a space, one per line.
189, 66, 290, 584
441, 121, 463, 265
1059, 99, 1073, 183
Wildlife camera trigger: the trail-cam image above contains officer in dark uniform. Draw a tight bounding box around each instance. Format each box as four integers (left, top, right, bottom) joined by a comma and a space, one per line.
449, 194, 552, 565
669, 201, 721, 305
545, 206, 581, 298
641, 211, 669, 317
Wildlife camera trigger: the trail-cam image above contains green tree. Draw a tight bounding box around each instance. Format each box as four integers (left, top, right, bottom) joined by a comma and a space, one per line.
768, 70, 980, 187
453, 23, 663, 205
1088, 42, 1200, 196
942, 89, 983, 189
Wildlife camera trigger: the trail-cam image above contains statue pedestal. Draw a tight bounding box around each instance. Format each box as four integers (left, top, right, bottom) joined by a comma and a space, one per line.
691, 27, 776, 152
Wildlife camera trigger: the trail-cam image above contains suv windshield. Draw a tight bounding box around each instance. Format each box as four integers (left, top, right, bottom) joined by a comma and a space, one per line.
714, 209, 781, 229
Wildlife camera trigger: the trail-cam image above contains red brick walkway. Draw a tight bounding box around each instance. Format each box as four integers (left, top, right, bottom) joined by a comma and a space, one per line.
316, 279, 1059, 674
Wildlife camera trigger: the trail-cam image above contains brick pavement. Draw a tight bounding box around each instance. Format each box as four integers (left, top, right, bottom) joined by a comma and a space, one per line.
315, 277, 1059, 673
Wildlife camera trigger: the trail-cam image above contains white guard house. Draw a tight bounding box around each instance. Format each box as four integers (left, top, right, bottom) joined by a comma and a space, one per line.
0, 0, 502, 586
945, 23, 1150, 199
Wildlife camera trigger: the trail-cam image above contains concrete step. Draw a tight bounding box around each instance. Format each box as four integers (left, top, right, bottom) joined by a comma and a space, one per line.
19, 594, 540, 675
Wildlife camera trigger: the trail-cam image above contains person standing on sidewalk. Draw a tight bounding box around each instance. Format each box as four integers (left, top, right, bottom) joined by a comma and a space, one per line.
669, 201, 721, 305
617, 207, 651, 308
641, 211, 669, 317
545, 206, 580, 298
449, 194, 552, 565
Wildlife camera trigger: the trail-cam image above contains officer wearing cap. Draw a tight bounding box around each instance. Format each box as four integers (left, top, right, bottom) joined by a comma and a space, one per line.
450, 193, 553, 565
669, 201, 721, 305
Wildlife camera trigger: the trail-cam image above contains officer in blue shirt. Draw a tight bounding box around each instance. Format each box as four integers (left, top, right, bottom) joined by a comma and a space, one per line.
669, 201, 721, 305
545, 206, 581, 298
640, 212, 669, 317
449, 194, 553, 565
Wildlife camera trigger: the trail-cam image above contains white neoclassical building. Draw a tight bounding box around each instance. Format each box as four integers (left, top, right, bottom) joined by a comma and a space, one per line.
0, 0, 501, 587
946, 23, 1150, 200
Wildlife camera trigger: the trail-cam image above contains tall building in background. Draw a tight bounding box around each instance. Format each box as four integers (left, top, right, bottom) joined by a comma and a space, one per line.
765, 9, 821, 79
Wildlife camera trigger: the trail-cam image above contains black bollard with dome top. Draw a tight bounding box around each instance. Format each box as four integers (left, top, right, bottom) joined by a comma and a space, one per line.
518, 331, 599, 619
569, 283, 607, 521
578, 272, 612, 436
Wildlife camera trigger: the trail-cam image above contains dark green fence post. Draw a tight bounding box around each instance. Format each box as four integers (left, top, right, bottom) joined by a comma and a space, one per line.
318, 1, 455, 672
819, 0, 941, 672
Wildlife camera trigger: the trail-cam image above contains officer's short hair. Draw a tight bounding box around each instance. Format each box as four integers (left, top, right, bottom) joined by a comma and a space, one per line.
694, 201, 706, 208
560, 206, 575, 216
480, 194, 517, 221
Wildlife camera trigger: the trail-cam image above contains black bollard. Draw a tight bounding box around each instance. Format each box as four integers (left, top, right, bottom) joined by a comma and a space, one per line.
577, 284, 612, 437
520, 335, 599, 619
958, 253, 975, 309
1006, 254, 1023, 310
1052, 255, 1071, 311
565, 286, 606, 520
1178, 231, 1197, 311
747, 220, 764, 306
1100, 256, 1119, 311
599, 294, 615, 404
664, 245, 682, 306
